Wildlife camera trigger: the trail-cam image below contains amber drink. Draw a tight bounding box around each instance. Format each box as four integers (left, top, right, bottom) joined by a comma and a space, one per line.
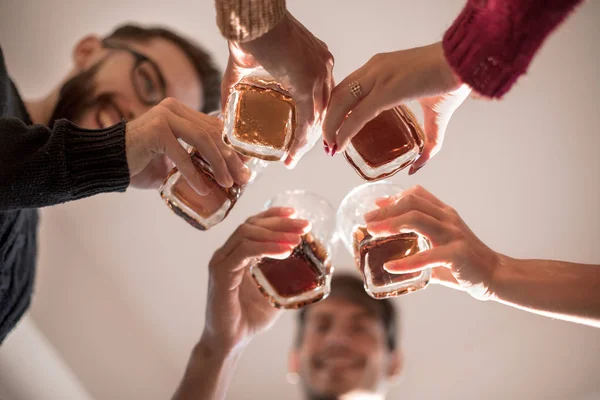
160, 144, 267, 231
337, 181, 431, 299
251, 191, 336, 309
344, 106, 424, 181
224, 68, 296, 161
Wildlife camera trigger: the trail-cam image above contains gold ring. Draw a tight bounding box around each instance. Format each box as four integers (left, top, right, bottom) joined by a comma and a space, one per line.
349, 80, 362, 100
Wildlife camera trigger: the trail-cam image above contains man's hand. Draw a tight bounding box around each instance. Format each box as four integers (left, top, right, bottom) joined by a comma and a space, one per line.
125, 98, 250, 192
222, 12, 334, 168
172, 208, 311, 400
364, 185, 500, 301
203, 206, 311, 352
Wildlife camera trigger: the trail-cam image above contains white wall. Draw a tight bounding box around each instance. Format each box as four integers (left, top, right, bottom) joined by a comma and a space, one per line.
0, 317, 93, 400
1, 0, 599, 399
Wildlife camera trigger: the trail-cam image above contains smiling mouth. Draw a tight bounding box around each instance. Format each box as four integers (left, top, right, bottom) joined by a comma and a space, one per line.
96, 100, 125, 128
314, 355, 363, 371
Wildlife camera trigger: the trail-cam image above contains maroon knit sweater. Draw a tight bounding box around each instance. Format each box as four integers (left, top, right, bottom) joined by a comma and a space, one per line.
443, 0, 585, 98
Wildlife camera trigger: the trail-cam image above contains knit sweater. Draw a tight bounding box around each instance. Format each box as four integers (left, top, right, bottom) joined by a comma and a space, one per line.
0, 47, 130, 344
443, 0, 585, 98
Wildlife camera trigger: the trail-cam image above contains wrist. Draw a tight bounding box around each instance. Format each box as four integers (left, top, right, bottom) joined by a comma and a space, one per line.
430, 42, 463, 92
198, 330, 249, 359
237, 12, 291, 55
488, 253, 516, 302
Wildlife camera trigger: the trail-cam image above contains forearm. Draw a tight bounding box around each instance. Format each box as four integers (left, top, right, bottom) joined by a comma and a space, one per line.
215, 0, 286, 42
0, 118, 129, 210
443, 0, 585, 98
492, 255, 600, 327
172, 334, 245, 400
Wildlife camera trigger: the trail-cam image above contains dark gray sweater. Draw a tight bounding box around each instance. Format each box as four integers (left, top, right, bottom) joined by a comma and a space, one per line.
0, 47, 130, 343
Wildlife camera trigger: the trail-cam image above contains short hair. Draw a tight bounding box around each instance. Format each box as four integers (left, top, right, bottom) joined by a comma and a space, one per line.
105, 24, 221, 113
296, 273, 399, 351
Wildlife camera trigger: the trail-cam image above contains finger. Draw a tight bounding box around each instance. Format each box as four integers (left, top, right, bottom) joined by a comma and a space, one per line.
431, 266, 462, 290
248, 216, 311, 234
366, 211, 451, 246
251, 207, 297, 219
409, 108, 441, 175
243, 224, 304, 245
212, 133, 251, 185
374, 196, 396, 208
219, 221, 303, 259
321, 70, 373, 149
220, 58, 242, 111
313, 84, 325, 122
196, 111, 251, 185
163, 99, 223, 133
285, 98, 314, 169
334, 94, 383, 153
219, 240, 296, 275
375, 185, 447, 210
164, 107, 234, 188
364, 192, 447, 224
383, 243, 458, 274
161, 131, 209, 196
409, 86, 470, 175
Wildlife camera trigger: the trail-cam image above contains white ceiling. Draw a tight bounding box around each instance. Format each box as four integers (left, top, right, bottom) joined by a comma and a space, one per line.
1, 0, 600, 399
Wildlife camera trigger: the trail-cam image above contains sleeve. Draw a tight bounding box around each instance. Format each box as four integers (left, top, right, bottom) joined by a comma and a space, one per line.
442, 0, 585, 98
215, 0, 287, 42
0, 118, 130, 211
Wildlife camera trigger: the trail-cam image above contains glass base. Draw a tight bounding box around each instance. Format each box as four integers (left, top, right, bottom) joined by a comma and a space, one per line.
344, 106, 424, 181
251, 234, 330, 309
223, 82, 295, 161
356, 229, 431, 298
344, 141, 419, 181
159, 153, 241, 231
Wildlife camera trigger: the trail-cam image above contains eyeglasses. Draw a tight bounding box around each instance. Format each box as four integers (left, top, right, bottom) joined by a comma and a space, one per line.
102, 40, 167, 106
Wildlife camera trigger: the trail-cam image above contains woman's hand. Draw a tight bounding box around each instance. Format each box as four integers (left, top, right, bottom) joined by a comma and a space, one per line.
322, 42, 470, 175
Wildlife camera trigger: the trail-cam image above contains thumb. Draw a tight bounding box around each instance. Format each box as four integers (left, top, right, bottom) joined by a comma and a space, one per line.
383, 244, 455, 274
409, 86, 471, 175
408, 105, 444, 175
221, 59, 243, 111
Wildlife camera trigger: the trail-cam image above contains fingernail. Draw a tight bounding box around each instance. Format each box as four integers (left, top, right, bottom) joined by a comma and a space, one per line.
331, 143, 338, 157
241, 166, 252, 181
323, 140, 330, 155
383, 262, 396, 273
409, 164, 423, 176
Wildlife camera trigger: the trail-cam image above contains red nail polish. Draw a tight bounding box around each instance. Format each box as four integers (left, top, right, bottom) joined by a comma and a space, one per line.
323, 140, 330, 155
409, 164, 423, 176
331, 143, 338, 157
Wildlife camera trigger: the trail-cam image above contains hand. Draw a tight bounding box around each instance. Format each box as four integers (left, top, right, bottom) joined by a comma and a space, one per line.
222, 12, 334, 168
364, 185, 501, 301
126, 98, 250, 192
203, 207, 311, 352
322, 42, 470, 174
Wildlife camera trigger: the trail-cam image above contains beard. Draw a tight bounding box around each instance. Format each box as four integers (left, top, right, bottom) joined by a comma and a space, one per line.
49, 58, 116, 128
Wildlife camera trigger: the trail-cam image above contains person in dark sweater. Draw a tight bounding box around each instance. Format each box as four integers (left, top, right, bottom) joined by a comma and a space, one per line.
0, 24, 251, 344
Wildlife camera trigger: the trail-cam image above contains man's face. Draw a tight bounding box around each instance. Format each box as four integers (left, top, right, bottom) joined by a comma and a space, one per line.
291, 296, 400, 399
52, 34, 203, 128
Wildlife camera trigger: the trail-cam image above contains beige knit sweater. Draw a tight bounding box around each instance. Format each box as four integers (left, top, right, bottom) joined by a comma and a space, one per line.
215, 0, 287, 42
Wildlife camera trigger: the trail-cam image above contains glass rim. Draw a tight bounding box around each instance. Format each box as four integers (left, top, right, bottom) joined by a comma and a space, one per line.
264, 189, 336, 212
336, 181, 405, 213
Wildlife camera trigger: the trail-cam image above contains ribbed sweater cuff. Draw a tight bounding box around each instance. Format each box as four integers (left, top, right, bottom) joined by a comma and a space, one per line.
216, 0, 287, 42
443, 0, 584, 99
59, 119, 130, 198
